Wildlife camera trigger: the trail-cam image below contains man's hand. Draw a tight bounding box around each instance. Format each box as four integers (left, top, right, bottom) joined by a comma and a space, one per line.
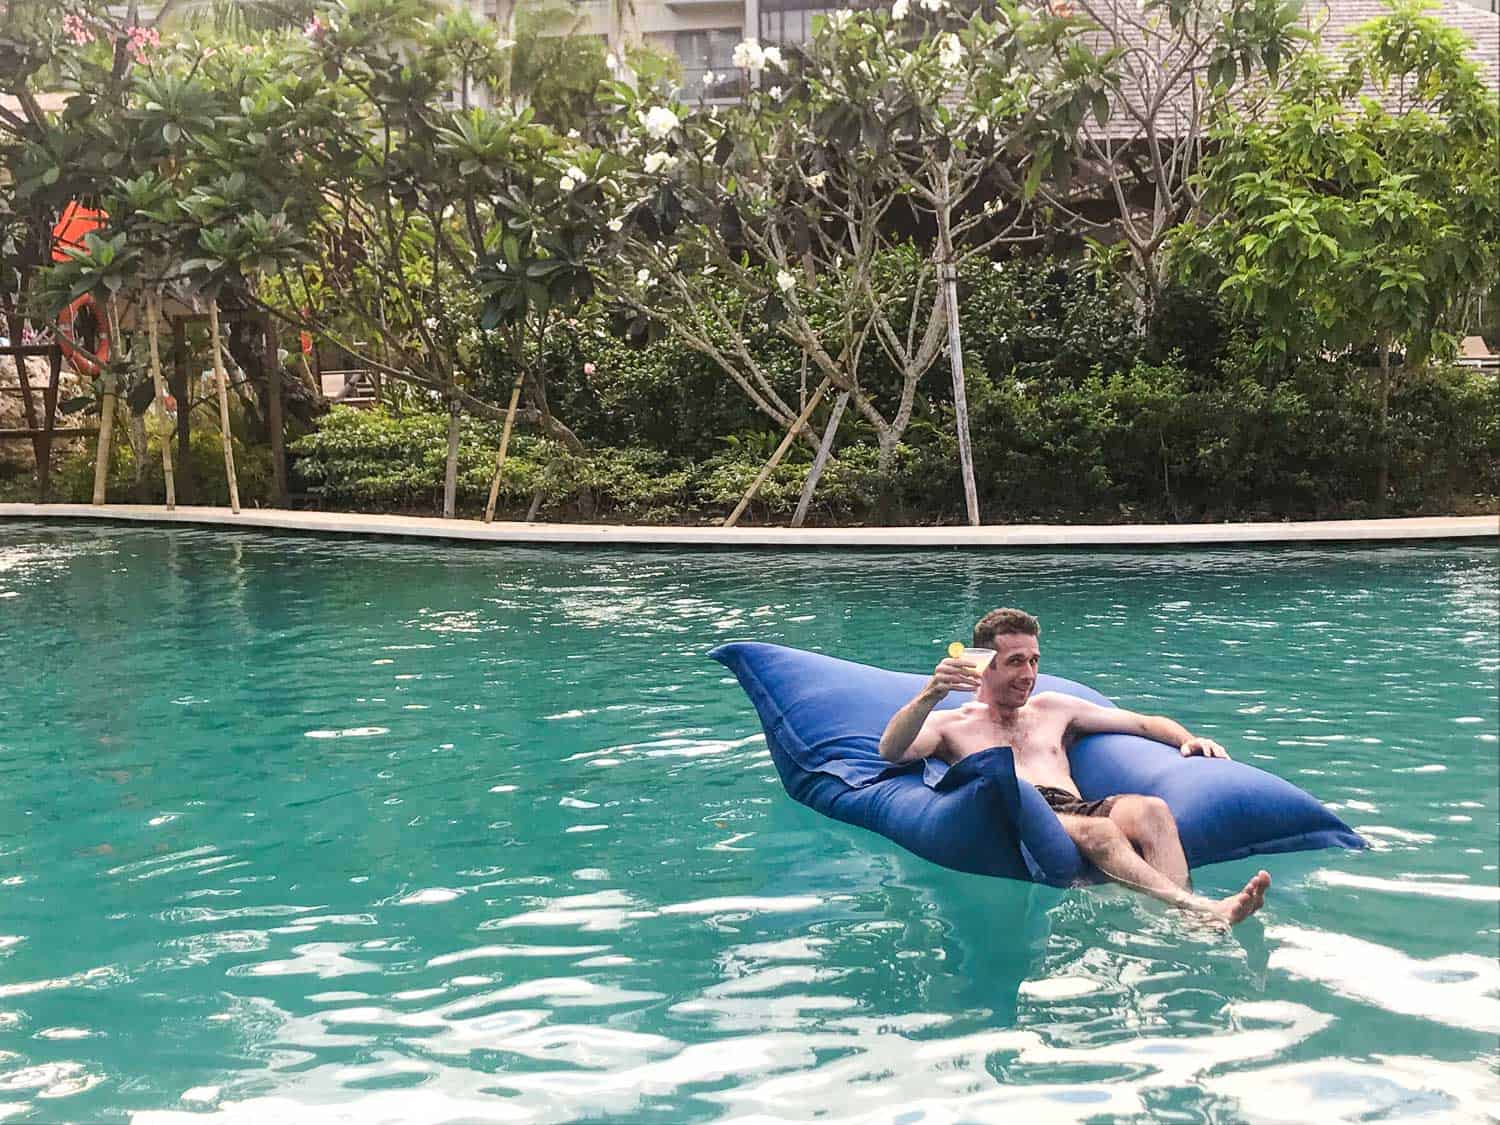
924, 657, 981, 701
1180, 736, 1229, 759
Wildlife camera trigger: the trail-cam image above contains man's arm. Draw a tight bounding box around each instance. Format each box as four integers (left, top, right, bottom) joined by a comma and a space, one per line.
878, 657, 979, 764
1057, 696, 1229, 758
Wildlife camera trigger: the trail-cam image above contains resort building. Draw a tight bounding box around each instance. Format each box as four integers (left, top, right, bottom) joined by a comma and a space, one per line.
474, 0, 1497, 101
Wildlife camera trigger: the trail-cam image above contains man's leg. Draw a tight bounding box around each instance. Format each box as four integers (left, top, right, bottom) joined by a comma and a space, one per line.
1108, 795, 1191, 890
1057, 814, 1270, 926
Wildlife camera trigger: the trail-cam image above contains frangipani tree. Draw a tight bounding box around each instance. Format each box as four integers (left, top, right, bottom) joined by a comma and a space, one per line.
275, 0, 605, 519
604, 2, 1103, 524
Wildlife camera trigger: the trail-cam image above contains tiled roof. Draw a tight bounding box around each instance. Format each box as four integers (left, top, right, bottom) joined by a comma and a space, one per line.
1078, 0, 1498, 143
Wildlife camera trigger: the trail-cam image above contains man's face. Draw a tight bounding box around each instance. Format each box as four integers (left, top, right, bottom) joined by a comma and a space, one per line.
983, 633, 1040, 706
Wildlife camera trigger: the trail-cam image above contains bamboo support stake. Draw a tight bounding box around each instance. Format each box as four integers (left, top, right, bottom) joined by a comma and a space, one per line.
723, 376, 831, 529
483, 371, 526, 523
791, 388, 850, 529
207, 297, 241, 513
147, 289, 176, 509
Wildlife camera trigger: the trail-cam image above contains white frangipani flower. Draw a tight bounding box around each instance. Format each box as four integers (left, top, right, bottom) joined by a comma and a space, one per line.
640, 105, 679, 139
919, 0, 946, 11
566, 165, 587, 183
762, 45, 785, 69
775, 269, 797, 293
559, 174, 577, 192
891, 0, 909, 18
636, 268, 651, 285
566, 128, 580, 139
702, 70, 717, 87
732, 39, 765, 70
827, 9, 853, 29
938, 32, 962, 70
807, 170, 828, 189
643, 151, 679, 174
975, 115, 990, 136
607, 217, 624, 232
424, 317, 439, 330
768, 84, 784, 99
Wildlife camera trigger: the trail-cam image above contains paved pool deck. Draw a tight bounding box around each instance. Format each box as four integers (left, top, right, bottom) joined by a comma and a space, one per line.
2, 503, 1495, 549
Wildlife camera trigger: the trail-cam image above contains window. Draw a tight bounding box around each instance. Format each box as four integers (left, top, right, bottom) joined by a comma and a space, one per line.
674, 28, 744, 100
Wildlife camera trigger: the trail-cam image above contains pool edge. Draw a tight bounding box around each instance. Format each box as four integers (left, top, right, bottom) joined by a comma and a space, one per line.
2, 503, 1496, 549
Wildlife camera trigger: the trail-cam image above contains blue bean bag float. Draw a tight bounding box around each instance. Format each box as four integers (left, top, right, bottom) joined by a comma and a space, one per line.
710, 642, 1364, 885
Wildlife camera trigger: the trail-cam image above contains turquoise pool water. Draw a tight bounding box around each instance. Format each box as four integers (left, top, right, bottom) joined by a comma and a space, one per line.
0, 524, 1495, 1123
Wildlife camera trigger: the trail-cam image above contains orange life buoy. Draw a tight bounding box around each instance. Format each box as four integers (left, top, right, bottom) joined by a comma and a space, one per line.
57, 293, 109, 377
52, 201, 111, 376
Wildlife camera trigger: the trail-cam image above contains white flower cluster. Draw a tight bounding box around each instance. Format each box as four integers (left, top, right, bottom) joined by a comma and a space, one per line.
920, 0, 946, 11
639, 105, 679, 140
891, 0, 909, 18
732, 39, 785, 71
558, 165, 587, 192
826, 9, 854, 30
938, 32, 962, 70
644, 151, 679, 174
806, 170, 828, 189
775, 269, 797, 293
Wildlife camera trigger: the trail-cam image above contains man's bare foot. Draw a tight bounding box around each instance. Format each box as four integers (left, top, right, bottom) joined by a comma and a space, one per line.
1215, 870, 1271, 926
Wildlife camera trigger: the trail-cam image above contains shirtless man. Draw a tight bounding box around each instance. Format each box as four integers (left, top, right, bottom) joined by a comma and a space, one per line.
878, 608, 1270, 927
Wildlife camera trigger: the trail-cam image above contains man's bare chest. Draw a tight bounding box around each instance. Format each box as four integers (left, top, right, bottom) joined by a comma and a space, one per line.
940, 704, 1070, 764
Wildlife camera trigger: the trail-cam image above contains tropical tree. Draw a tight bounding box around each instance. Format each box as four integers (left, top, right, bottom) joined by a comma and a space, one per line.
1187, 0, 1499, 504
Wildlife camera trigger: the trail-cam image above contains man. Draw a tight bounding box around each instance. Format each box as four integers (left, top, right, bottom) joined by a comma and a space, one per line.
878, 607, 1269, 927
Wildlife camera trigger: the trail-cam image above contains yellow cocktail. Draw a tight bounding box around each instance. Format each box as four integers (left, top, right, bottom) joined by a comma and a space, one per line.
947, 642, 996, 673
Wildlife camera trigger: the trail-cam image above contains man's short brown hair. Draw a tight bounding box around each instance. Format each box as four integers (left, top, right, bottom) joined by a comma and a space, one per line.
973, 607, 1040, 648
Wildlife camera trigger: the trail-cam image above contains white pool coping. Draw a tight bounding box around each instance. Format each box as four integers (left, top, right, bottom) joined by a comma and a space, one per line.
2, 503, 1496, 548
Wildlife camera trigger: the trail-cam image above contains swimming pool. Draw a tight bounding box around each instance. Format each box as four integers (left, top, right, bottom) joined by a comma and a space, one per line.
0, 524, 1495, 1122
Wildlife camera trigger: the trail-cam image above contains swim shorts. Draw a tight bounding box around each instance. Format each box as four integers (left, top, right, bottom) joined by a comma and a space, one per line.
1036, 785, 1120, 819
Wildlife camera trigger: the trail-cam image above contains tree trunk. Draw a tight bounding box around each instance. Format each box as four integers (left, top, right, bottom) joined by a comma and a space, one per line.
146, 290, 176, 509
264, 316, 286, 505
91, 369, 117, 506
939, 234, 980, 526
724, 378, 830, 528
38, 344, 60, 501
442, 391, 461, 519
791, 388, 849, 529
171, 317, 193, 504
484, 371, 526, 523
1375, 341, 1392, 512
90, 300, 126, 506
208, 298, 241, 513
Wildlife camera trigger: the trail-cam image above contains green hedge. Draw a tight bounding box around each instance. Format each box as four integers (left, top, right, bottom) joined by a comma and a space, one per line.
283, 255, 1497, 523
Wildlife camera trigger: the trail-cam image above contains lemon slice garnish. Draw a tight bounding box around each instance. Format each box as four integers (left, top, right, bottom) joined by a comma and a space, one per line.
947, 641, 965, 659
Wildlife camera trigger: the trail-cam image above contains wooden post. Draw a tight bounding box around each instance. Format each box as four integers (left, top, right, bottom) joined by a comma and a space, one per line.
723, 377, 831, 528
442, 392, 461, 519
171, 317, 192, 504
146, 290, 176, 509
208, 297, 241, 513
483, 371, 526, 523
5, 316, 44, 482
791, 388, 850, 529
937, 172, 980, 527
264, 315, 286, 505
